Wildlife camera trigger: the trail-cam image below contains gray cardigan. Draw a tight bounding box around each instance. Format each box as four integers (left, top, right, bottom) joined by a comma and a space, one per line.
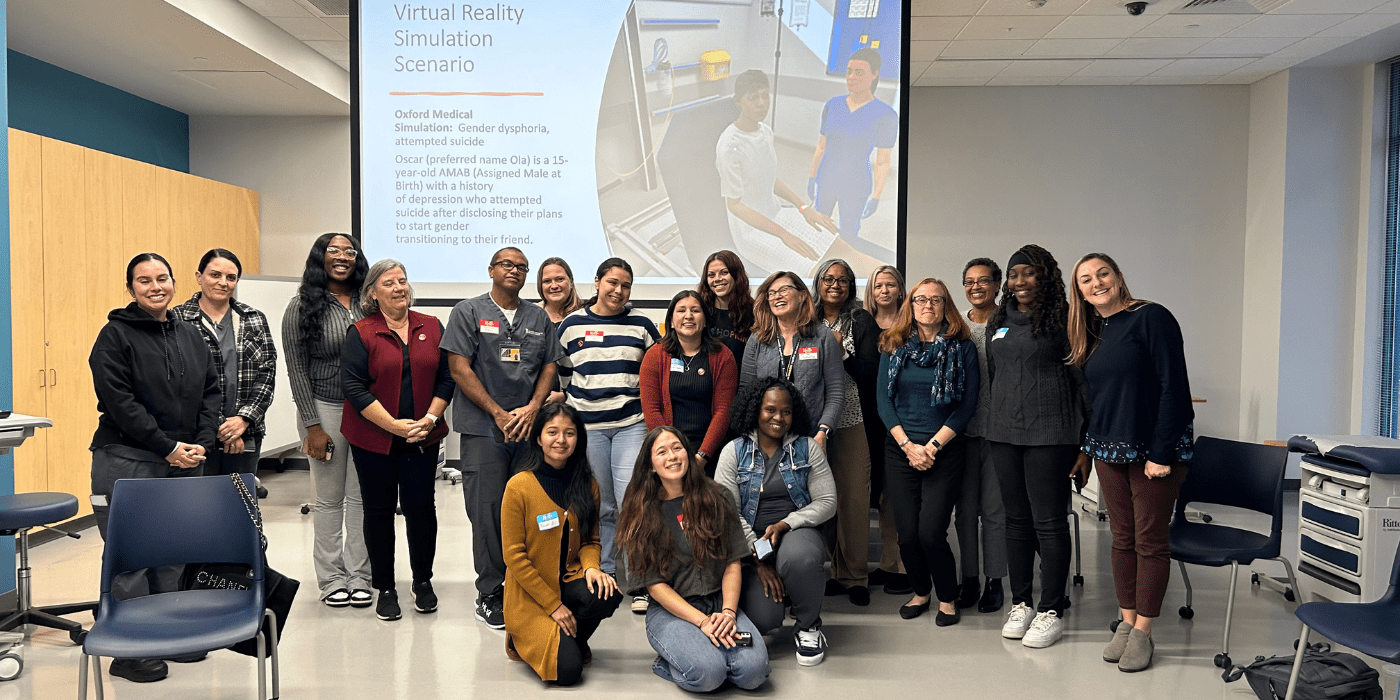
713, 432, 837, 549
739, 324, 846, 433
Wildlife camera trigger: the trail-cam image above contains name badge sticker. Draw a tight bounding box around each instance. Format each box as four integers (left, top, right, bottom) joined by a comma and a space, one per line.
585, 330, 605, 342
480, 320, 500, 335
537, 511, 561, 531
670, 358, 685, 372
993, 327, 1009, 340
798, 347, 819, 361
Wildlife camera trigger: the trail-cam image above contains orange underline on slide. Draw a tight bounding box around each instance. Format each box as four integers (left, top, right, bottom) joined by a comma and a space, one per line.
389, 91, 544, 96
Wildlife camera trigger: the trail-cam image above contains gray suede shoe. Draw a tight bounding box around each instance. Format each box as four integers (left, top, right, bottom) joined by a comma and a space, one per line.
1103, 623, 1133, 663
1117, 628, 1154, 673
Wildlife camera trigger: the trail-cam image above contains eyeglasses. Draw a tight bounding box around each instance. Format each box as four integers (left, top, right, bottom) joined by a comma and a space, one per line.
963, 278, 993, 287
766, 284, 798, 299
326, 246, 358, 259
820, 275, 853, 288
911, 295, 945, 307
491, 260, 529, 274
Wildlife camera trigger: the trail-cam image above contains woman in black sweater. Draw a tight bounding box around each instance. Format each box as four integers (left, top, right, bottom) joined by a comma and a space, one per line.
984, 245, 1089, 650
1069, 253, 1193, 673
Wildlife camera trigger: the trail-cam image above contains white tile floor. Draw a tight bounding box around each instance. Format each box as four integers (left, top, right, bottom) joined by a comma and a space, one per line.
9, 470, 1395, 699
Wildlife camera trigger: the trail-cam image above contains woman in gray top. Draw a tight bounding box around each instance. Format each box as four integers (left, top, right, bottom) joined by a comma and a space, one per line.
739, 272, 844, 455
282, 232, 373, 608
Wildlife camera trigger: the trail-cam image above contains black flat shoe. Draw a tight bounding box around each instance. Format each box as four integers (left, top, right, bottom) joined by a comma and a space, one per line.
882, 572, 914, 595
899, 600, 931, 619
978, 578, 1005, 614
935, 608, 961, 627
824, 579, 847, 597
955, 577, 980, 609
869, 568, 893, 586
848, 585, 870, 606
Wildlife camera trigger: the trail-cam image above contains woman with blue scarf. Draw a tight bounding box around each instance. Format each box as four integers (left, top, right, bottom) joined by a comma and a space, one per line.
875, 277, 979, 625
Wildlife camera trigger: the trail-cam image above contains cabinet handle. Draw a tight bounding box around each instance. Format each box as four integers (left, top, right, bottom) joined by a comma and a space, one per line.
50, 369, 56, 386
38, 370, 45, 388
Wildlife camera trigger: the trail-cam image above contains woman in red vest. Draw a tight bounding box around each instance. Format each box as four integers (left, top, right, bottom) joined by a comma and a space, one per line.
341, 259, 454, 622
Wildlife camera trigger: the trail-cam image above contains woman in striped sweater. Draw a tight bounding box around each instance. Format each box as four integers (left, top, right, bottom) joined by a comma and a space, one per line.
556, 257, 660, 611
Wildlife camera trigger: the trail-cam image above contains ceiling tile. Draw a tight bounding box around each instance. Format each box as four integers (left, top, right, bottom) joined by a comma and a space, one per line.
1075, 57, 1174, 75
940, 39, 1037, 57
1023, 38, 1123, 55
912, 16, 972, 41
325, 17, 350, 38
1211, 72, 1277, 84
1107, 37, 1211, 55
957, 15, 1063, 40
913, 75, 992, 87
1231, 57, 1303, 72
911, 0, 985, 16
910, 40, 952, 61
977, 0, 1088, 15
1192, 36, 1299, 55
998, 58, 1094, 76
1266, 36, 1352, 56
1074, 0, 1180, 16
1060, 75, 1139, 84
1135, 75, 1215, 85
1315, 13, 1400, 36
921, 60, 1015, 78
987, 75, 1065, 85
268, 16, 343, 41
1151, 57, 1256, 75
908, 61, 935, 81
1372, 0, 1400, 12
305, 40, 350, 62
237, 0, 313, 17
1227, 14, 1349, 37
1271, 0, 1387, 12
1045, 15, 1152, 39
1135, 14, 1255, 38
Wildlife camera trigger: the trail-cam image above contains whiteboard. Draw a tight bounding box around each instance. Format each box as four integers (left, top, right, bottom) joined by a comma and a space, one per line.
235, 275, 303, 458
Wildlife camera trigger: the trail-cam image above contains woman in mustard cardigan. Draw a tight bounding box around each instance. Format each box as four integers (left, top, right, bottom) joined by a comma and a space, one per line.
502, 403, 623, 686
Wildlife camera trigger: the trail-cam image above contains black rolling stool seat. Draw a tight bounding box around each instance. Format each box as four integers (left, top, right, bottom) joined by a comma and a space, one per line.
0, 492, 98, 644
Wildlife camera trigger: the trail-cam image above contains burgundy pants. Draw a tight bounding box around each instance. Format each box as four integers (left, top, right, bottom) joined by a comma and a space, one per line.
1096, 460, 1188, 618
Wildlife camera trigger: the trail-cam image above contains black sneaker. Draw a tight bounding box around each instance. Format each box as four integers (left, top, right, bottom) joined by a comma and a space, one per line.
109, 658, 168, 683
376, 590, 402, 621
475, 591, 505, 629
412, 581, 438, 614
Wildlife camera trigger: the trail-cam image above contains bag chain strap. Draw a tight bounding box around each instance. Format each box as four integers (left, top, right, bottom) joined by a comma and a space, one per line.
228, 474, 268, 551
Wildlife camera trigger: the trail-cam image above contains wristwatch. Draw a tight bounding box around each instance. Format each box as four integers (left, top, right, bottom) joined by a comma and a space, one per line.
696, 450, 710, 462
425, 413, 439, 426
929, 438, 943, 450
817, 425, 831, 436
897, 437, 910, 448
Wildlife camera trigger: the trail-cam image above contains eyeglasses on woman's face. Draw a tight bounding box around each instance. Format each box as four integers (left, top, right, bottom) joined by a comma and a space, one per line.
911, 295, 945, 308
767, 284, 798, 299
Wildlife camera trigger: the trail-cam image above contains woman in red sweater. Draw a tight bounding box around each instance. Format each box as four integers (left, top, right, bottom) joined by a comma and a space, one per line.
640, 290, 738, 478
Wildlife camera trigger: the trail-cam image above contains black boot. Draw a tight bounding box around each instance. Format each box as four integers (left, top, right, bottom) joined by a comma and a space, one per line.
978, 578, 1004, 614
956, 577, 980, 609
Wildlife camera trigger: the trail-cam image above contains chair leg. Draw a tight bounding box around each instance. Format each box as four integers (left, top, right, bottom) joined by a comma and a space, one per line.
1273, 556, 1301, 603
267, 610, 280, 700
77, 652, 87, 700
1219, 561, 1240, 668
1071, 511, 1083, 584
1283, 625, 1310, 700
257, 631, 267, 700
92, 655, 105, 700
1179, 560, 1194, 611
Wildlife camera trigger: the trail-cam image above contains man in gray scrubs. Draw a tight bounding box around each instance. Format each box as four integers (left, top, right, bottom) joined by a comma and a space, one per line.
442, 247, 560, 629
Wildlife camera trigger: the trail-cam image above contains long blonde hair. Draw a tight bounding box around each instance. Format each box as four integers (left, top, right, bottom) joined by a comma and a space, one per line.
864, 265, 906, 316
1067, 253, 1151, 367
878, 278, 969, 353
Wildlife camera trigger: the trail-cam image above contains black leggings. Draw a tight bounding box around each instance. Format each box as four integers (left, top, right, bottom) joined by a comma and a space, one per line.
884, 435, 965, 602
987, 442, 1078, 614
554, 577, 623, 686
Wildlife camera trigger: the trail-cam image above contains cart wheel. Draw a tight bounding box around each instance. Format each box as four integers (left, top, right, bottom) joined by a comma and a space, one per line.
0, 652, 21, 681
1214, 653, 1231, 669
1073, 575, 1084, 586
300, 504, 311, 515
1179, 605, 1194, 620
1201, 513, 1213, 524
1284, 588, 1295, 602
1109, 619, 1120, 632
1251, 573, 1260, 585
69, 628, 86, 646
1097, 513, 1107, 522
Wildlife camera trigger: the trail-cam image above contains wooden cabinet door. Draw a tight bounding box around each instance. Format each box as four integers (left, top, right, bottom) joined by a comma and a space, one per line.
8, 130, 47, 493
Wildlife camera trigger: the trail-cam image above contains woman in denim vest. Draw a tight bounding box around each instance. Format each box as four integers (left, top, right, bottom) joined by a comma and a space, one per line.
715, 377, 836, 667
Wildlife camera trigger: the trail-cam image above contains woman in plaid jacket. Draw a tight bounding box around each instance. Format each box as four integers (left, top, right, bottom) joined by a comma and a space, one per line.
171, 248, 277, 482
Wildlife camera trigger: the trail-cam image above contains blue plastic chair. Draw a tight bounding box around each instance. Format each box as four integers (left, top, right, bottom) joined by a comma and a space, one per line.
76, 474, 279, 699
1283, 536, 1400, 700
1170, 436, 1299, 671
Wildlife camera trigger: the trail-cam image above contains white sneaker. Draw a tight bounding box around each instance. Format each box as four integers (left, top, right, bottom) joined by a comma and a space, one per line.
631, 595, 650, 614
795, 621, 827, 666
1001, 603, 1035, 639
1021, 611, 1064, 649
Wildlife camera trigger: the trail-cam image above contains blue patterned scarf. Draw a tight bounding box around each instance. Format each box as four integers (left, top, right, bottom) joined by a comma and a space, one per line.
885, 331, 965, 407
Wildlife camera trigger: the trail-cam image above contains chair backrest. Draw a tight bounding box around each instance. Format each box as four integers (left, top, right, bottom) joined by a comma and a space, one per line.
101, 474, 263, 594
1174, 436, 1289, 538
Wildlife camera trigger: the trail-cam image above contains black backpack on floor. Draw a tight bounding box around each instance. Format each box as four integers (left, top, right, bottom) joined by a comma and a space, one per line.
1224, 642, 1382, 700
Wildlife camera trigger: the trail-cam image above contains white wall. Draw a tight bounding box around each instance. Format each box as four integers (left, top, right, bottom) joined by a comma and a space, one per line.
905, 85, 1251, 441
189, 116, 351, 278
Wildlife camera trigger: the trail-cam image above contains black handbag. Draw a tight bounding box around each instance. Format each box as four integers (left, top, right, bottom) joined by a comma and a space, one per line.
183, 475, 300, 657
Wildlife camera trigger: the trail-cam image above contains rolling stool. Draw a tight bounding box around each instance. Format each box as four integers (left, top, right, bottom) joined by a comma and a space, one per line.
0, 493, 98, 645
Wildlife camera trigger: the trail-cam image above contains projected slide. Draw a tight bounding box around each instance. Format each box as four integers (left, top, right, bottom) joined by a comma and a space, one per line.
357, 0, 903, 285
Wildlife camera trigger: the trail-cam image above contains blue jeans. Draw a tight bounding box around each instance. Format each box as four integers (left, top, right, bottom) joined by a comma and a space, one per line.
645, 603, 770, 692
585, 421, 647, 575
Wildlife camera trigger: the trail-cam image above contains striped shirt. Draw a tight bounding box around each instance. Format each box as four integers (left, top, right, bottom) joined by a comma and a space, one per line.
282, 291, 361, 428
556, 306, 659, 429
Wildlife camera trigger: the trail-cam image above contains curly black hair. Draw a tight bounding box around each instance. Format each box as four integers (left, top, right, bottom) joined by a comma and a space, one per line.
991, 244, 1068, 338
729, 376, 812, 438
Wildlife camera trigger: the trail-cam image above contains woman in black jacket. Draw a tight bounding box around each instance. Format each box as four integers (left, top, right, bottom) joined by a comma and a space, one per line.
984, 245, 1089, 651
88, 252, 221, 684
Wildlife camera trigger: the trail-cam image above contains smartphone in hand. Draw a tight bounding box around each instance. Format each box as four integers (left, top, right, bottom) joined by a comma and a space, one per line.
754, 538, 774, 562
733, 631, 754, 647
